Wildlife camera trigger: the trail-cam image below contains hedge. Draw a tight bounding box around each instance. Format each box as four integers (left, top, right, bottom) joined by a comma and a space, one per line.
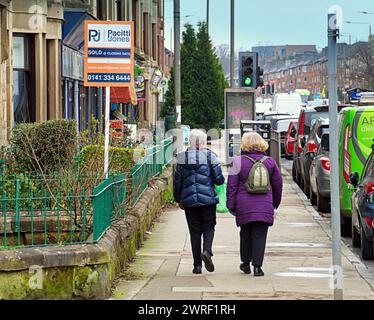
10, 120, 77, 173
81, 145, 144, 175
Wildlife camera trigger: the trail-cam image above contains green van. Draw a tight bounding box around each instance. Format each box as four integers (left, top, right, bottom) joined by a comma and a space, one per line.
338, 106, 374, 235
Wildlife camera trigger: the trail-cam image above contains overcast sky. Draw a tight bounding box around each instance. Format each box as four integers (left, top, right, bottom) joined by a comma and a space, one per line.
164, 0, 374, 52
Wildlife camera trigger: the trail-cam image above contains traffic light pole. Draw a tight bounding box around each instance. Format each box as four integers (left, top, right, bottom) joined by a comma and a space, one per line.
328, 13, 343, 300
230, 0, 235, 88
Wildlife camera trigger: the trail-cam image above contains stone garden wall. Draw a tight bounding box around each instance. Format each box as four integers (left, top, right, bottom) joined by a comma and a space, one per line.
0, 167, 173, 299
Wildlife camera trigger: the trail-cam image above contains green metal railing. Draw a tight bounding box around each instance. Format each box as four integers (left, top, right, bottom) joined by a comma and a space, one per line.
92, 173, 126, 241
0, 173, 96, 247
0, 172, 127, 247
0, 137, 172, 248
130, 137, 173, 207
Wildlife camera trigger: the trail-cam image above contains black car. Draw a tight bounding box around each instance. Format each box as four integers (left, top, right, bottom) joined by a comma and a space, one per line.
350, 144, 374, 260
292, 106, 329, 190
300, 118, 329, 198
292, 105, 347, 194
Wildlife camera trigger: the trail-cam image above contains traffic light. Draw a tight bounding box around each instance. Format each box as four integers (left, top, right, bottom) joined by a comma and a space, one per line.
239, 52, 257, 88
257, 66, 264, 89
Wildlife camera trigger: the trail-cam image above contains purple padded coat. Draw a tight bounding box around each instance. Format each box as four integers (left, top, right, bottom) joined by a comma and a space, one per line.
226, 150, 283, 227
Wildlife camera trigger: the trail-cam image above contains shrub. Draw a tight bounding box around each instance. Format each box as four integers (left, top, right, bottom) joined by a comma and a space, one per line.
10, 120, 77, 174
81, 145, 144, 175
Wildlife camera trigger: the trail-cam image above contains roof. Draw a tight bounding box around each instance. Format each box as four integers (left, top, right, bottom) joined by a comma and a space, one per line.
62, 9, 96, 53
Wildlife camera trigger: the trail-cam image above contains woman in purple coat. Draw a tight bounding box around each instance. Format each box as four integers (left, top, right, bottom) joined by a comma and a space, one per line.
226, 132, 283, 276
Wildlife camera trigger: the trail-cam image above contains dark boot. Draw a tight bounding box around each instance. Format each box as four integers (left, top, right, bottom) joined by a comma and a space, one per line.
193, 266, 202, 274
240, 263, 251, 274
254, 266, 264, 277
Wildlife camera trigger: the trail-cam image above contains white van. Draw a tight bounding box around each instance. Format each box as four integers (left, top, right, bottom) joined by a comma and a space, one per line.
272, 93, 303, 116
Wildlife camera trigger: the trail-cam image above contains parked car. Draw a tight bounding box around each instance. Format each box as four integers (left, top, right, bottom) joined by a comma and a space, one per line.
284, 120, 298, 160
272, 93, 303, 116
262, 112, 291, 122
292, 106, 329, 189
338, 106, 374, 236
350, 144, 374, 260
300, 118, 330, 198
309, 132, 330, 212
270, 117, 298, 156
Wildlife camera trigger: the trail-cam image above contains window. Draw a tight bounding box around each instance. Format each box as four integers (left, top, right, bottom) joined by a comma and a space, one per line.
116, 0, 122, 20
13, 34, 35, 123
152, 23, 156, 60
143, 12, 149, 53
363, 154, 374, 177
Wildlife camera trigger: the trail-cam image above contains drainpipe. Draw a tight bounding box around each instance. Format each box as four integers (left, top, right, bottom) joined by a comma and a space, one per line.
74, 80, 79, 134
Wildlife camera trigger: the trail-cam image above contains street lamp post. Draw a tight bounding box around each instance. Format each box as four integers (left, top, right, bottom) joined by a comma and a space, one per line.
230, 0, 235, 88
344, 20, 372, 38
174, 0, 181, 124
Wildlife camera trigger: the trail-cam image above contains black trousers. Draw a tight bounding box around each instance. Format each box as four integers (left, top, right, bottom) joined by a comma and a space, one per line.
185, 205, 216, 268
240, 221, 269, 267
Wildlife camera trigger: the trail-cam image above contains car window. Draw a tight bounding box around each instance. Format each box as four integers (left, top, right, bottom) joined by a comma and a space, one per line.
363, 153, 374, 178
291, 125, 297, 137
304, 112, 329, 135
319, 134, 330, 152
277, 119, 294, 132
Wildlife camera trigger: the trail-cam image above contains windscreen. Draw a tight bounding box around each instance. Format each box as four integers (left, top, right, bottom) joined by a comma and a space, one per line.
305, 112, 329, 135
276, 119, 295, 132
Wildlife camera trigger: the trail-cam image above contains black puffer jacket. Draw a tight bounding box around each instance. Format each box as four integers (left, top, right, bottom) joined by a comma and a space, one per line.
173, 147, 225, 208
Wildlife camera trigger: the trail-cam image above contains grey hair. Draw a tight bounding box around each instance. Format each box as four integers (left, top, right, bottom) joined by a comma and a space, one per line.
189, 129, 207, 147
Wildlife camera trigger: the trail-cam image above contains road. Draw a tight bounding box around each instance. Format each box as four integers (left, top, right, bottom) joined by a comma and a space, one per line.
110, 139, 374, 300
282, 158, 374, 284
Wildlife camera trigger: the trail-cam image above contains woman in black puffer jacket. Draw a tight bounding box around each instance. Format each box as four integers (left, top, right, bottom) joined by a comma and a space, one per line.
174, 129, 225, 274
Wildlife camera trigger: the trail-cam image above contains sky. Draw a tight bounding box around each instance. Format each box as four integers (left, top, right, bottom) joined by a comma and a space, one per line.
164, 0, 374, 52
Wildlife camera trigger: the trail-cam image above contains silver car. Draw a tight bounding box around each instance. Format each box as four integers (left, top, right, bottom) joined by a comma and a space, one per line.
309, 133, 330, 213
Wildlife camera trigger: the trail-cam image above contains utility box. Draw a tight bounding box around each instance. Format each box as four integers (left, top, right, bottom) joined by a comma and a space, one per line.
224, 88, 256, 164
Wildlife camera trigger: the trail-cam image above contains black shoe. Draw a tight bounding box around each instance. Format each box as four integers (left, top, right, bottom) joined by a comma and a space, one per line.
201, 251, 215, 272
253, 266, 264, 277
240, 263, 251, 274
193, 266, 202, 274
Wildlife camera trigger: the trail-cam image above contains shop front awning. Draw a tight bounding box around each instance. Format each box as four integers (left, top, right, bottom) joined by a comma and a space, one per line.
110, 87, 138, 105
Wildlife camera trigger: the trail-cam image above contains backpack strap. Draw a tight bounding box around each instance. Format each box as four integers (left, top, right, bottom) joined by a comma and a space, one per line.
259, 156, 269, 163
242, 155, 259, 163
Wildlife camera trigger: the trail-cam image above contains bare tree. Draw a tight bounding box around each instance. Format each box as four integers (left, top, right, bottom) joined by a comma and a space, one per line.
349, 42, 374, 89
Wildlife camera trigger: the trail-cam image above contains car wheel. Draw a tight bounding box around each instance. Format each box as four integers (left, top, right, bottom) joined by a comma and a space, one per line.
361, 224, 374, 260
352, 222, 361, 248
298, 172, 304, 190
317, 191, 330, 213
303, 176, 310, 199
292, 162, 297, 182
340, 217, 352, 237
310, 186, 317, 206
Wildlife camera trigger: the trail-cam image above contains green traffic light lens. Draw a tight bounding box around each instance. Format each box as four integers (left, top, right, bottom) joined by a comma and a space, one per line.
244, 77, 252, 86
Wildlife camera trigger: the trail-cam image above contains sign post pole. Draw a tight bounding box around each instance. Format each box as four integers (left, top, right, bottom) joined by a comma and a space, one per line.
328, 13, 343, 300
84, 20, 134, 180
104, 86, 110, 179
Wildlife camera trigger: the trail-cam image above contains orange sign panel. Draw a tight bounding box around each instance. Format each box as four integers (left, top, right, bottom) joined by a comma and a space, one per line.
84, 21, 134, 87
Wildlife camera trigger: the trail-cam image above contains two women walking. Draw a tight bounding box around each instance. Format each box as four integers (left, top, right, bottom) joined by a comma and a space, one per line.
173, 130, 283, 276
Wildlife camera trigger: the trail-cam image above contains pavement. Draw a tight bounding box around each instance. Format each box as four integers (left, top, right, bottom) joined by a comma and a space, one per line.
110, 138, 374, 300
